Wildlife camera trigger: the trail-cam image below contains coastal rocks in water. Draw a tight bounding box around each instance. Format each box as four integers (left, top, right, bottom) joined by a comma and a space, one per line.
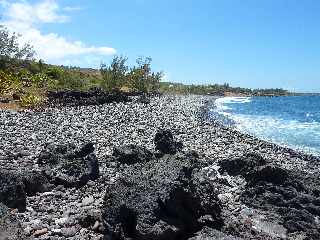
154, 130, 183, 154
103, 151, 223, 240
0, 203, 28, 240
0, 170, 26, 212
47, 88, 129, 107
112, 144, 155, 165
37, 142, 99, 188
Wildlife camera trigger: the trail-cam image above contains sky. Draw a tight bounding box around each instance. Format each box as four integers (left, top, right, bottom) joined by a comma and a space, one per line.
1, 0, 320, 92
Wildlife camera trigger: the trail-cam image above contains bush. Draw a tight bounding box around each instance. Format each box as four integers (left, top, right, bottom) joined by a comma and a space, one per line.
100, 56, 128, 91
0, 70, 21, 95
19, 92, 44, 107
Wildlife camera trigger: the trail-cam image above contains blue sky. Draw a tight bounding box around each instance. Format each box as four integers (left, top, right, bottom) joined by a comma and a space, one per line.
1, 0, 320, 92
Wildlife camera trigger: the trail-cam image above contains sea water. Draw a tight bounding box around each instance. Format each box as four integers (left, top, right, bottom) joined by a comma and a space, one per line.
209, 95, 320, 156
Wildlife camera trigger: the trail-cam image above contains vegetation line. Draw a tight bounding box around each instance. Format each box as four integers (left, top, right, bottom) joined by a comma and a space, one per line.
0, 25, 290, 108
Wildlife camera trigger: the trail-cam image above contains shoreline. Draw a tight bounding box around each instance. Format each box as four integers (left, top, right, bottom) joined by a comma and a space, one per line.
208, 95, 320, 158
0, 94, 320, 239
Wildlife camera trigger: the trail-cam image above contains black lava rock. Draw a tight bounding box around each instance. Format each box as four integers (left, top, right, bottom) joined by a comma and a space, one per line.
113, 144, 155, 165
37, 142, 99, 188
103, 152, 223, 240
22, 170, 51, 196
219, 152, 267, 177
154, 130, 183, 154
47, 88, 130, 107
0, 170, 26, 212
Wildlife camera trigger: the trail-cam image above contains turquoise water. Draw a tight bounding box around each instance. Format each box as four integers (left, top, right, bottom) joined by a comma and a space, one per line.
210, 96, 320, 156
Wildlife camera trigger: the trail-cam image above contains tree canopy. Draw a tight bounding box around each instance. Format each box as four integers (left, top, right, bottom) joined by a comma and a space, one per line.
0, 25, 35, 70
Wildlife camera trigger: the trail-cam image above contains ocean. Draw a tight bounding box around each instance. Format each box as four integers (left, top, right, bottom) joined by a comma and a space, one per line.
209, 95, 320, 156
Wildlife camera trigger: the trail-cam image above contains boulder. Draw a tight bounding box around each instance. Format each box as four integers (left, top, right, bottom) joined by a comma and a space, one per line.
0, 170, 26, 212
245, 165, 289, 185
0, 202, 28, 240
37, 142, 99, 188
219, 152, 267, 177
154, 130, 183, 154
113, 144, 155, 165
22, 170, 51, 196
103, 152, 223, 240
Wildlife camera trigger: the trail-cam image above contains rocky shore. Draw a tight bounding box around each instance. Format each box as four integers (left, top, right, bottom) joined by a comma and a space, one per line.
0, 95, 320, 240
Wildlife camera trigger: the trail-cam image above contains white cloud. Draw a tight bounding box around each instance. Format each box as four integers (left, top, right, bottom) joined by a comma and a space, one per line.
7, 0, 69, 24
1, 0, 116, 67
63, 6, 83, 12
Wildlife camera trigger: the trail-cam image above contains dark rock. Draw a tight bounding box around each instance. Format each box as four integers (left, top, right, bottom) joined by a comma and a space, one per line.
0, 170, 26, 212
219, 152, 267, 177
188, 227, 240, 240
241, 167, 320, 238
0, 98, 10, 103
22, 170, 51, 196
113, 144, 154, 165
137, 95, 151, 104
0, 203, 28, 239
37, 143, 99, 188
154, 130, 183, 154
103, 152, 223, 240
78, 210, 102, 228
47, 88, 130, 107
246, 165, 289, 185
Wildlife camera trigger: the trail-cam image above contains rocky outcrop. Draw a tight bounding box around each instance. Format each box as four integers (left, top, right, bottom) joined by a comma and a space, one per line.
22, 170, 52, 196
219, 152, 267, 177
0, 170, 26, 212
112, 144, 155, 165
37, 142, 99, 188
103, 141, 223, 240
219, 152, 320, 239
154, 130, 183, 154
0, 203, 28, 240
47, 88, 130, 107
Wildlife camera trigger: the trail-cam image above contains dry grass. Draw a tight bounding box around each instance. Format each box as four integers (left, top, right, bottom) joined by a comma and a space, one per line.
0, 101, 21, 111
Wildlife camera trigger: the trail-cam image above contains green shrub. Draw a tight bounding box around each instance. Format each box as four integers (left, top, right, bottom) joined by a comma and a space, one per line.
19, 92, 44, 107
46, 66, 64, 79
0, 70, 21, 95
31, 73, 50, 88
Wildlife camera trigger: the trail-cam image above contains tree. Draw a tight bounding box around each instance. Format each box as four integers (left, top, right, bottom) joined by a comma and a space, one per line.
129, 57, 162, 92
0, 25, 35, 70
100, 55, 128, 91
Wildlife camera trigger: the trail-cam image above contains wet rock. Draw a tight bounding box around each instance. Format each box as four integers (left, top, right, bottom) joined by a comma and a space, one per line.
37, 142, 99, 188
103, 151, 223, 240
0, 170, 26, 212
0, 203, 28, 239
154, 130, 183, 154
113, 144, 154, 165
